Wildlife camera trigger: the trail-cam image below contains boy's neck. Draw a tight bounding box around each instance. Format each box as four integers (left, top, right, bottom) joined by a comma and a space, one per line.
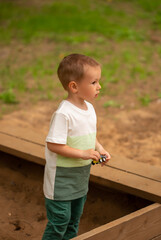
66, 93, 88, 110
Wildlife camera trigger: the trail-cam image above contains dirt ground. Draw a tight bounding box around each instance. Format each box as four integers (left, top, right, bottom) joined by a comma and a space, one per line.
1, 97, 161, 166
0, 97, 160, 239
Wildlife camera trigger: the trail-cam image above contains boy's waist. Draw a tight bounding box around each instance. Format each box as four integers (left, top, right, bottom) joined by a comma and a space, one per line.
56, 155, 92, 167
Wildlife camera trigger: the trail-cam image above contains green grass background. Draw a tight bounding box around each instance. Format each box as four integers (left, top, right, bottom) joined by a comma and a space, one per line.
0, 0, 161, 115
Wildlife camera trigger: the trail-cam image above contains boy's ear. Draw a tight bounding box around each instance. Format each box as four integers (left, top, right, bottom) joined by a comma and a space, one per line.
68, 81, 78, 93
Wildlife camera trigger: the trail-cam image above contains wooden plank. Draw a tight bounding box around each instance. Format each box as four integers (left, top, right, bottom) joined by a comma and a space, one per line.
108, 155, 161, 182
1, 123, 161, 181
0, 126, 161, 203
1, 123, 161, 182
73, 203, 161, 240
0, 133, 45, 166
90, 164, 161, 203
0, 123, 45, 145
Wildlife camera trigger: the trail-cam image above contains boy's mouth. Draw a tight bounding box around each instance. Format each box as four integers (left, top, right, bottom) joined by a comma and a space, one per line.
95, 92, 99, 97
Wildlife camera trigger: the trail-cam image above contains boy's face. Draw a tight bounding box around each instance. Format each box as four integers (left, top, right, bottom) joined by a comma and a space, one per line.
76, 65, 101, 102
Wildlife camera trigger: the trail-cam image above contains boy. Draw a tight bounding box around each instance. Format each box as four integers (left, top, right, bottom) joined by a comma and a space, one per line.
42, 53, 111, 240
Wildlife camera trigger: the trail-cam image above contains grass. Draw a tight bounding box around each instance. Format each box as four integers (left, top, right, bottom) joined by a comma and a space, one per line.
0, 0, 160, 43
138, 94, 151, 106
103, 100, 121, 108
0, 89, 18, 104
0, 0, 161, 114
1, 0, 161, 40
0, 66, 27, 91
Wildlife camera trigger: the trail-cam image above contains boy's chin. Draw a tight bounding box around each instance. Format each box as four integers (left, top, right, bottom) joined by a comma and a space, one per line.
83, 95, 96, 102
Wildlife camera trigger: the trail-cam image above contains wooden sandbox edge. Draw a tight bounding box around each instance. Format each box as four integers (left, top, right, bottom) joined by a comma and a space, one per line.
0, 131, 161, 204
73, 203, 161, 240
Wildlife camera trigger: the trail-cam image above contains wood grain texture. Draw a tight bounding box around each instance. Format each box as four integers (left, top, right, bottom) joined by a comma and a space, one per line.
0, 133, 45, 165
73, 203, 161, 240
0, 123, 45, 145
108, 155, 161, 182
90, 164, 161, 203
151, 235, 161, 240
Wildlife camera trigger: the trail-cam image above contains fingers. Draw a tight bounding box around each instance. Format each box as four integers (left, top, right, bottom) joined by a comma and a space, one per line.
102, 153, 111, 162
100, 153, 111, 166
92, 150, 100, 161
95, 151, 101, 160
83, 149, 111, 163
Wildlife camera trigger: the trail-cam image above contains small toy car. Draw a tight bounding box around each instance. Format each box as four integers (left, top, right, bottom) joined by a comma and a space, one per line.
92, 155, 107, 165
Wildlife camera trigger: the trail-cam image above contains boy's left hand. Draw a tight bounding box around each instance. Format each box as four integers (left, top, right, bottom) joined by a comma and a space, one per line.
99, 149, 111, 166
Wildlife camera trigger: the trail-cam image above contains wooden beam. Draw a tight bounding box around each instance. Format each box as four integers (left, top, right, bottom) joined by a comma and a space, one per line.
73, 203, 161, 240
108, 155, 161, 182
0, 123, 45, 145
1, 123, 161, 182
0, 133, 45, 166
0, 125, 161, 203
90, 164, 161, 204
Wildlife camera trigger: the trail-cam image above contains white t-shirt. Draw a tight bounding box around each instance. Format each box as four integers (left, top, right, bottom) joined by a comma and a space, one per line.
43, 100, 97, 200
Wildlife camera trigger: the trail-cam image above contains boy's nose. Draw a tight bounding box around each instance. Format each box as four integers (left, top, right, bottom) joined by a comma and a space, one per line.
97, 83, 101, 89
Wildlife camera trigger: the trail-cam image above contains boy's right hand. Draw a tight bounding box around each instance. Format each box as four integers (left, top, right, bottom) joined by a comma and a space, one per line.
81, 149, 100, 161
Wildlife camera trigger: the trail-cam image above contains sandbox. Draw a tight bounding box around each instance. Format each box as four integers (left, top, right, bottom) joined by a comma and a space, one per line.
0, 123, 161, 239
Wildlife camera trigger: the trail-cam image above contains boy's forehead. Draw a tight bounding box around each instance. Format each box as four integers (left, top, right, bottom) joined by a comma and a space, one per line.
83, 65, 101, 76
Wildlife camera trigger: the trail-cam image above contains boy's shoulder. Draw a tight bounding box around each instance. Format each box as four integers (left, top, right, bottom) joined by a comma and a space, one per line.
55, 100, 71, 115
55, 100, 95, 116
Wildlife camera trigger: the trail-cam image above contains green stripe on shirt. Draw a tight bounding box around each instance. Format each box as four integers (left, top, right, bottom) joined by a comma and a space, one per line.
57, 132, 96, 167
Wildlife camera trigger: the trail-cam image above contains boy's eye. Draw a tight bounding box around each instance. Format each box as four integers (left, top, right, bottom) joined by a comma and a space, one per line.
92, 81, 96, 84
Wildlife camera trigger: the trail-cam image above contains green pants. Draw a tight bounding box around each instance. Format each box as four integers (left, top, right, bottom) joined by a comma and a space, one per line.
42, 195, 87, 240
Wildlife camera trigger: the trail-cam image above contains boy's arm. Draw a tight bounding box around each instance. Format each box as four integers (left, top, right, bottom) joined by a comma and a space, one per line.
47, 142, 100, 161
95, 138, 111, 161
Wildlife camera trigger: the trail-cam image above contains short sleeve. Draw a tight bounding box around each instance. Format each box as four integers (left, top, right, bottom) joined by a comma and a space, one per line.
46, 112, 68, 144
